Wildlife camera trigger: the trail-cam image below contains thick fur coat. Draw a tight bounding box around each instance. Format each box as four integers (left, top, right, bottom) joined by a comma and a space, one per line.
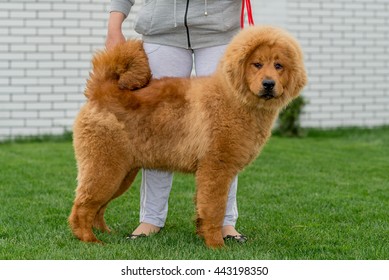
69, 26, 307, 248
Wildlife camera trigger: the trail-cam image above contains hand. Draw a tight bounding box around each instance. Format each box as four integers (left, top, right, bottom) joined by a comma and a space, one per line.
105, 11, 126, 50
106, 31, 126, 50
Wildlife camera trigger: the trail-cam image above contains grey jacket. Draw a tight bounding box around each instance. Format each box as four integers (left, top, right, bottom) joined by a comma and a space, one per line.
110, 0, 241, 49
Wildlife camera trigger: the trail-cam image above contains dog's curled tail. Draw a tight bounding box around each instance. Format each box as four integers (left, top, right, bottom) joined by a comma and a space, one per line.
85, 40, 152, 100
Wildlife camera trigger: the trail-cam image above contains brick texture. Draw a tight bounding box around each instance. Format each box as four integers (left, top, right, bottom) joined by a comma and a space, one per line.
1, 0, 388, 140
0, 0, 140, 140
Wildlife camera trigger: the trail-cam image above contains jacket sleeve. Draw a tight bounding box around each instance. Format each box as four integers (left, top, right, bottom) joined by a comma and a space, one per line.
110, 0, 135, 18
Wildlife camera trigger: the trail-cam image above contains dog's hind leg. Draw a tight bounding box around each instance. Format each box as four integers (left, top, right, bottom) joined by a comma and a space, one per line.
93, 168, 139, 233
195, 165, 236, 248
69, 163, 130, 243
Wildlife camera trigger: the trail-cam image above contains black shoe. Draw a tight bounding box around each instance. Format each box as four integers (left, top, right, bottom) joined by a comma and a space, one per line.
125, 227, 163, 240
223, 234, 248, 243
126, 233, 147, 240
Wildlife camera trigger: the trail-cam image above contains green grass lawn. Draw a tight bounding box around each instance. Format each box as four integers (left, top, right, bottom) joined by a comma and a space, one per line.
0, 127, 388, 260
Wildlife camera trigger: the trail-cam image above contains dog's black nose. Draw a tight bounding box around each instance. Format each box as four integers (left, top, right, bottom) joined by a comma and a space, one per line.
262, 79, 275, 91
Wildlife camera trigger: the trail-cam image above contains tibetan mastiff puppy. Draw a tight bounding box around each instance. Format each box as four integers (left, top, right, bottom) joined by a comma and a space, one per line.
69, 26, 307, 248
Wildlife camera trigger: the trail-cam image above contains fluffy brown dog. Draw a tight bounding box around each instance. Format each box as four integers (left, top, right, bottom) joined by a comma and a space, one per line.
69, 26, 307, 248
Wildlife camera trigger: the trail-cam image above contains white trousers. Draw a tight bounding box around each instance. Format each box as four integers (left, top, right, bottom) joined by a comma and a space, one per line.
140, 43, 239, 228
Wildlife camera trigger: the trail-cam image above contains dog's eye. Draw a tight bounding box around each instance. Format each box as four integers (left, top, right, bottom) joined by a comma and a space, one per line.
253, 63, 263, 69
274, 63, 283, 70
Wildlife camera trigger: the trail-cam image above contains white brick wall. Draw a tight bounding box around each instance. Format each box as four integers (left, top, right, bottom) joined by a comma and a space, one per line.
1, 0, 388, 140
0, 0, 140, 140
252, 0, 389, 128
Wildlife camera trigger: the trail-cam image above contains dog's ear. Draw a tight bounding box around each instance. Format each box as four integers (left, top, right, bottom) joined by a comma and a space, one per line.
221, 44, 253, 93
289, 64, 307, 100
285, 45, 307, 101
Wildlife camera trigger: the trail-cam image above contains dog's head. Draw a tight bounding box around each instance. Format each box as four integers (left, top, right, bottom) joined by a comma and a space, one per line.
220, 26, 307, 110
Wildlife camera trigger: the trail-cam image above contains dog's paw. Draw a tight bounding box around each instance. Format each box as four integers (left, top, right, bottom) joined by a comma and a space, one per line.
203, 232, 225, 249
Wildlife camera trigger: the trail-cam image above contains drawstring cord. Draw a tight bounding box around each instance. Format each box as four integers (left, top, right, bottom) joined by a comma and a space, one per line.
241, 0, 254, 28
174, 0, 177, 27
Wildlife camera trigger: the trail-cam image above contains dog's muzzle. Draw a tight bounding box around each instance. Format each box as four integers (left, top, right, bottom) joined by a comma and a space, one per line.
259, 79, 276, 100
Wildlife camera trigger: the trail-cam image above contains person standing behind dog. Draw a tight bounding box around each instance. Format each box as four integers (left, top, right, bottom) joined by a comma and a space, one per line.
106, 0, 247, 242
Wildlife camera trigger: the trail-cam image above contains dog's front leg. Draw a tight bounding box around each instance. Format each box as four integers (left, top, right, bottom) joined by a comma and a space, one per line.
195, 167, 235, 248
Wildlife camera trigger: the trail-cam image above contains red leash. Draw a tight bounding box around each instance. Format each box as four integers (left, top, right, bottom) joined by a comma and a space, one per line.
241, 0, 255, 28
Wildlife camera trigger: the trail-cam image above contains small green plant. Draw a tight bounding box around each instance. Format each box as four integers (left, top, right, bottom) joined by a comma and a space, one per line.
276, 95, 306, 137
